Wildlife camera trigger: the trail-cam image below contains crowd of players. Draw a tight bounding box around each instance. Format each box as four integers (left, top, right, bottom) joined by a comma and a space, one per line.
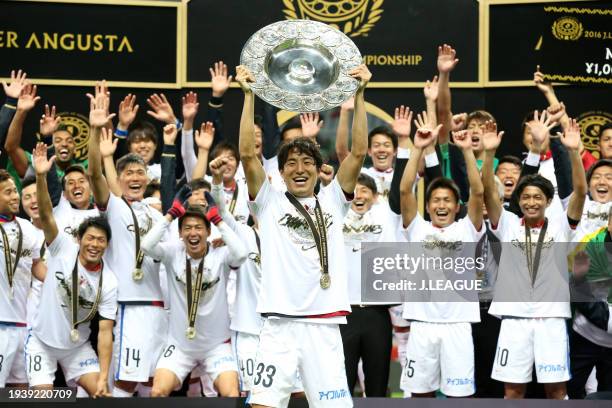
0, 44, 611, 405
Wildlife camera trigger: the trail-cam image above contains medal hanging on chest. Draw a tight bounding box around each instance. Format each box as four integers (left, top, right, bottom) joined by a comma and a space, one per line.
123, 198, 145, 281
185, 257, 205, 339
0, 222, 22, 301
524, 219, 548, 286
285, 192, 330, 289
70, 259, 103, 342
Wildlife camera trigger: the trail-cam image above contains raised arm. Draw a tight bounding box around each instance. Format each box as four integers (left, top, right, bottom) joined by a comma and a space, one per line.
160, 123, 178, 212
210, 156, 239, 231
534, 66, 569, 130
481, 121, 505, 226
1, 70, 28, 152
392, 105, 414, 150
400, 122, 438, 227
99, 127, 121, 197
87, 82, 116, 208
204, 191, 247, 267
207, 61, 232, 147
336, 65, 371, 193
335, 97, 353, 163
436, 44, 459, 145
562, 119, 587, 221
453, 130, 484, 231
33, 142, 58, 244
236, 66, 266, 198
181, 91, 199, 181
191, 122, 215, 181
5, 83, 40, 177
114, 93, 139, 159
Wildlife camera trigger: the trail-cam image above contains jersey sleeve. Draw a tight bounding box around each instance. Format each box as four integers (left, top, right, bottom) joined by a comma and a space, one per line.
489, 208, 518, 241
46, 231, 74, 258
400, 212, 428, 242
98, 272, 118, 320
252, 177, 277, 217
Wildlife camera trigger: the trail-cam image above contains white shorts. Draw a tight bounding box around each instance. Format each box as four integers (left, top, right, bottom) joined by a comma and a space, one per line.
492, 317, 570, 384
156, 341, 237, 387
0, 325, 27, 386
113, 303, 168, 382
401, 321, 475, 397
233, 331, 303, 393
249, 319, 352, 408
24, 332, 99, 387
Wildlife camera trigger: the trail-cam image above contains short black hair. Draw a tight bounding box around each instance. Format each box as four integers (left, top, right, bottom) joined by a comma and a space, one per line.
210, 141, 240, 163
116, 153, 146, 175
586, 159, 612, 184
357, 173, 377, 195
127, 121, 158, 147
425, 177, 461, 204
61, 164, 87, 190
178, 205, 210, 231
467, 110, 496, 127
497, 155, 523, 170
277, 137, 323, 171
515, 174, 555, 200
599, 122, 612, 140
0, 169, 13, 184
189, 178, 211, 192
54, 124, 73, 136
144, 180, 160, 198
368, 126, 398, 150
21, 175, 36, 191
77, 215, 112, 241
279, 117, 303, 141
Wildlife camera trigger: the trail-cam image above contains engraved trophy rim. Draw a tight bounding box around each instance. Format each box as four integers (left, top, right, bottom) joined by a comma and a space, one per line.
240, 20, 362, 113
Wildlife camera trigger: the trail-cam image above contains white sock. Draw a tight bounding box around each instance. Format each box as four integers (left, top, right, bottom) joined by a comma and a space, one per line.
137, 385, 152, 397
187, 380, 202, 397
112, 387, 134, 398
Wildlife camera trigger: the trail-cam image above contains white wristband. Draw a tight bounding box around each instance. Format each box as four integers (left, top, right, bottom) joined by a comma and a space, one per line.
525, 152, 541, 167
397, 148, 411, 159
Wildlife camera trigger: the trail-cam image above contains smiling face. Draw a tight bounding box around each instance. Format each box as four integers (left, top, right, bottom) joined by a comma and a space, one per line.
21, 183, 39, 220
426, 187, 460, 227
352, 183, 376, 215
78, 226, 108, 265
600, 129, 612, 159
188, 188, 209, 209
368, 134, 395, 171
129, 137, 156, 165
519, 186, 550, 223
118, 163, 148, 201
53, 130, 75, 164
281, 149, 319, 198
496, 162, 521, 199
180, 215, 209, 258
64, 170, 91, 210
216, 150, 238, 183
0, 178, 20, 215
466, 119, 486, 152
589, 165, 612, 203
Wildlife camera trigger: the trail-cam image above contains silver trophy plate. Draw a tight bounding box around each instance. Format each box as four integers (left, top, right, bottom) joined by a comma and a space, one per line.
240, 20, 362, 112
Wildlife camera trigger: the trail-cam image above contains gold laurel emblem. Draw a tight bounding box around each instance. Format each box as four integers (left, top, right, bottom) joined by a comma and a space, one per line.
283, 0, 384, 37
576, 111, 612, 159
58, 112, 90, 161
551, 16, 583, 41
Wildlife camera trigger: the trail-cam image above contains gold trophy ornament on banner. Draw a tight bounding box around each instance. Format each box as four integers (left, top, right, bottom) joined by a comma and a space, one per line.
240, 20, 362, 112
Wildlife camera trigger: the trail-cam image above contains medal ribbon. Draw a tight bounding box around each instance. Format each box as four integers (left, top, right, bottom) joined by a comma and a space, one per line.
186, 257, 205, 335
71, 258, 103, 334
122, 198, 145, 276
525, 218, 548, 286
0, 221, 23, 297
228, 184, 239, 215
284, 192, 329, 283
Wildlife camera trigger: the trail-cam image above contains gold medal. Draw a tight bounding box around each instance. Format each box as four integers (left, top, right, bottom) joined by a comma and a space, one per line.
186, 326, 196, 339
132, 268, 143, 281
70, 329, 80, 342
320, 274, 331, 289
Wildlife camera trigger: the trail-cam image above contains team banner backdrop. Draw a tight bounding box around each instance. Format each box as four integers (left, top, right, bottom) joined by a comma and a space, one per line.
186, 0, 480, 86
541, 1, 612, 85
488, 0, 611, 84
0, 0, 181, 87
